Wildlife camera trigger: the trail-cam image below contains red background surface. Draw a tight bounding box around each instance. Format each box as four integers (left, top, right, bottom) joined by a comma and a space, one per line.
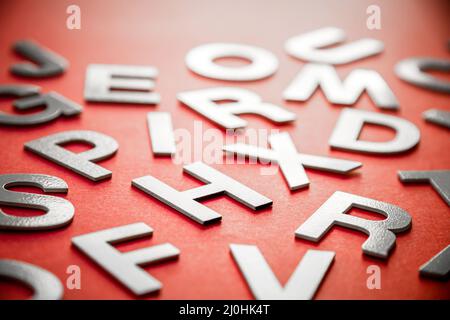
0, 0, 449, 299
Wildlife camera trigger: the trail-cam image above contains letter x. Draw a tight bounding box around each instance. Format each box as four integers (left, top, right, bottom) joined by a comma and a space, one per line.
222, 132, 362, 190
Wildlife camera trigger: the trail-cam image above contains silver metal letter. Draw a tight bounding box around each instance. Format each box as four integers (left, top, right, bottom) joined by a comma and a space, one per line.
185, 43, 278, 81
84, 64, 160, 104
395, 57, 450, 93
72, 222, 179, 296
398, 170, 450, 206
147, 112, 176, 156
0, 84, 39, 98
132, 161, 272, 225
0, 85, 82, 126
285, 27, 384, 65
423, 109, 450, 129
295, 191, 412, 259
223, 132, 362, 191
230, 244, 335, 300
0, 174, 74, 230
419, 245, 450, 279
178, 87, 296, 129
10, 40, 68, 78
0, 259, 63, 300
24, 130, 118, 181
283, 63, 398, 109
329, 108, 420, 154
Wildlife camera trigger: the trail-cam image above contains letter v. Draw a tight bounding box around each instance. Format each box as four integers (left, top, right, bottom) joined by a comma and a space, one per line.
230, 244, 334, 300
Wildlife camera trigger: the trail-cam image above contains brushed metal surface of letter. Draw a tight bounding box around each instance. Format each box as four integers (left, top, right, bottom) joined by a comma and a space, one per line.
398, 170, 450, 206
329, 108, 420, 154
178, 87, 295, 129
223, 132, 362, 191
84, 64, 160, 104
268, 132, 309, 190
147, 112, 176, 156
284, 63, 398, 109
24, 130, 118, 181
0, 174, 74, 230
285, 27, 384, 65
423, 109, 450, 129
419, 245, 450, 279
0, 259, 63, 300
395, 57, 450, 93
185, 43, 278, 81
295, 191, 412, 259
0, 84, 40, 98
132, 162, 272, 225
10, 40, 68, 78
230, 244, 335, 300
0, 90, 82, 126
72, 222, 179, 296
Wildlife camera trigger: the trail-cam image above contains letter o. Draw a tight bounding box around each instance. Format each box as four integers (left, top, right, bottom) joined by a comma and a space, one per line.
185, 43, 278, 81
